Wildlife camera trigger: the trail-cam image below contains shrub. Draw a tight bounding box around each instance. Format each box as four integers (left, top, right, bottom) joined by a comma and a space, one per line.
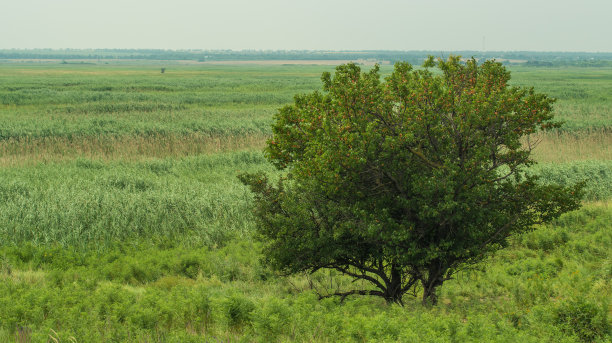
555, 298, 610, 342
224, 295, 255, 330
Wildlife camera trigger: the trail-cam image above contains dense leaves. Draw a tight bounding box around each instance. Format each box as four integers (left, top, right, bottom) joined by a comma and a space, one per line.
241, 57, 584, 305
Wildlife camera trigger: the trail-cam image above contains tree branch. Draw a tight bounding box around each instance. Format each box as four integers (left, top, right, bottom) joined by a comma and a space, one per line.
333, 263, 388, 293
318, 289, 386, 303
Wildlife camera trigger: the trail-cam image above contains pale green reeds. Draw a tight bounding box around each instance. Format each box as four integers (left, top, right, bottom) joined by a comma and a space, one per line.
0, 151, 274, 250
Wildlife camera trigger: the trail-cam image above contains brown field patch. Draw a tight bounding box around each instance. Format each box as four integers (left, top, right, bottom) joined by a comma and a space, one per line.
526, 130, 612, 163
0, 133, 268, 166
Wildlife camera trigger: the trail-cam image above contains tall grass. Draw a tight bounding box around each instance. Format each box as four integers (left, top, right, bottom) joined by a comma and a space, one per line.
0, 62, 609, 342
0, 106, 275, 140
0, 64, 609, 167
0, 150, 608, 251
0, 133, 268, 166
0, 204, 609, 342
531, 160, 612, 201
509, 66, 612, 131
527, 129, 612, 163
0, 151, 273, 249
0, 63, 609, 249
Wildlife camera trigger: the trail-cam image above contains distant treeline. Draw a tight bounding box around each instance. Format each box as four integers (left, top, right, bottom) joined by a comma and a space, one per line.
1, 49, 612, 65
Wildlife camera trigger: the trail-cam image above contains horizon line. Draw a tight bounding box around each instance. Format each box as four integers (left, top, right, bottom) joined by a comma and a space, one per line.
2, 48, 612, 54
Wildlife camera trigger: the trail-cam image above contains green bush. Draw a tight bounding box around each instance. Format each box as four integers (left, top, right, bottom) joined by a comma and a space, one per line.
253, 298, 292, 341
521, 226, 570, 251
533, 161, 612, 200
224, 295, 255, 330
555, 298, 610, 342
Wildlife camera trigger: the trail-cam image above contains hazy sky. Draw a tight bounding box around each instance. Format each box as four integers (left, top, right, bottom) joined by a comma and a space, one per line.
1, 0, 611, 52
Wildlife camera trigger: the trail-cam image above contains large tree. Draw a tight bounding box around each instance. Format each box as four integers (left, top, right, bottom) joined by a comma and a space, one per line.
240, 57, 583, 305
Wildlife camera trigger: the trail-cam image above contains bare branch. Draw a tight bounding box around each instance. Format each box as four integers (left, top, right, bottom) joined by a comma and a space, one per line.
318, 290, 386, 303
333, 264, 388, 293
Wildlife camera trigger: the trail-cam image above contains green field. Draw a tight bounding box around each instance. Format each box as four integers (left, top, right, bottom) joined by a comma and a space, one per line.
0, 62, 610, 342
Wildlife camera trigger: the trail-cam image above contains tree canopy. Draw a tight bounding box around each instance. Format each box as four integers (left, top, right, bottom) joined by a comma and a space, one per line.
240, 56, 583, 305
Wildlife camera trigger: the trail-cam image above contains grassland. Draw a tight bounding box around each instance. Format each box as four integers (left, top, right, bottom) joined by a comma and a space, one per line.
0, 62, 610, 342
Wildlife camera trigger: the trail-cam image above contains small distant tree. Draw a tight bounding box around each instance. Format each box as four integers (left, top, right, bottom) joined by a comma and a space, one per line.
240, 57, 583, 305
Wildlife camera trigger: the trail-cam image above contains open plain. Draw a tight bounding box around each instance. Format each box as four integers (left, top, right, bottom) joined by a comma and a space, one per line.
0, 62, 610, 342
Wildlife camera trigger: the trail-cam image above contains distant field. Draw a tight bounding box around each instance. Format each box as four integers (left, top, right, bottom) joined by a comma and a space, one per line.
509, 66, 612, 131
0, 62, 609, 342
199, 59, 388, 65
0, 63, 609, 162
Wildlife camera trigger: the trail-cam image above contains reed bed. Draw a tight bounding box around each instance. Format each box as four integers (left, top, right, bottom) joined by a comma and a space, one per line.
1, 130, 609, 167
527, 129, 612, 163
532, 160, 612, 200
0, 151, 274, 250
0, 133, 268, 166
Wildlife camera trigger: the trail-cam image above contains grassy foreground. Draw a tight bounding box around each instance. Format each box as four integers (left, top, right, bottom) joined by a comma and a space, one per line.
0, 204, 609, 342
0, 62, 610, 342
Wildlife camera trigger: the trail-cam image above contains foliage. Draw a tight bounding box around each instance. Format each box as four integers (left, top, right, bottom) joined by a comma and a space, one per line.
0, 205, 610, 342
224, 294, 255, 330
555, 298, 610, 342
0, 62, 609, 341
241, 57, 584, 305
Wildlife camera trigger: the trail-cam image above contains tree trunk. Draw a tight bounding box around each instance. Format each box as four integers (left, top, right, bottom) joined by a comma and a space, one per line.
421, 263, 446, 306
421, 282, 439, 305
384, 263, 404, 305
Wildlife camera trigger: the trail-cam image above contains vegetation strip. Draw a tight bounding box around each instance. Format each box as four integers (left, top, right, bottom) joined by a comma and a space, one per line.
0, 62, 609, 342
0, 133, 268, 166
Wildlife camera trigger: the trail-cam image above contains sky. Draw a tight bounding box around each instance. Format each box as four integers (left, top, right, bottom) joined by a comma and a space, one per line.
1, 0, 611, 52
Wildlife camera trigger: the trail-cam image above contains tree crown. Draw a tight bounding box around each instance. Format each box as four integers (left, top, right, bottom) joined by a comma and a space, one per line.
240, 57, 583, 305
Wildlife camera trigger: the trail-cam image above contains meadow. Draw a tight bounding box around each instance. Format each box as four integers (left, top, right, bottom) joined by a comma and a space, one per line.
0, 62, 610, 342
